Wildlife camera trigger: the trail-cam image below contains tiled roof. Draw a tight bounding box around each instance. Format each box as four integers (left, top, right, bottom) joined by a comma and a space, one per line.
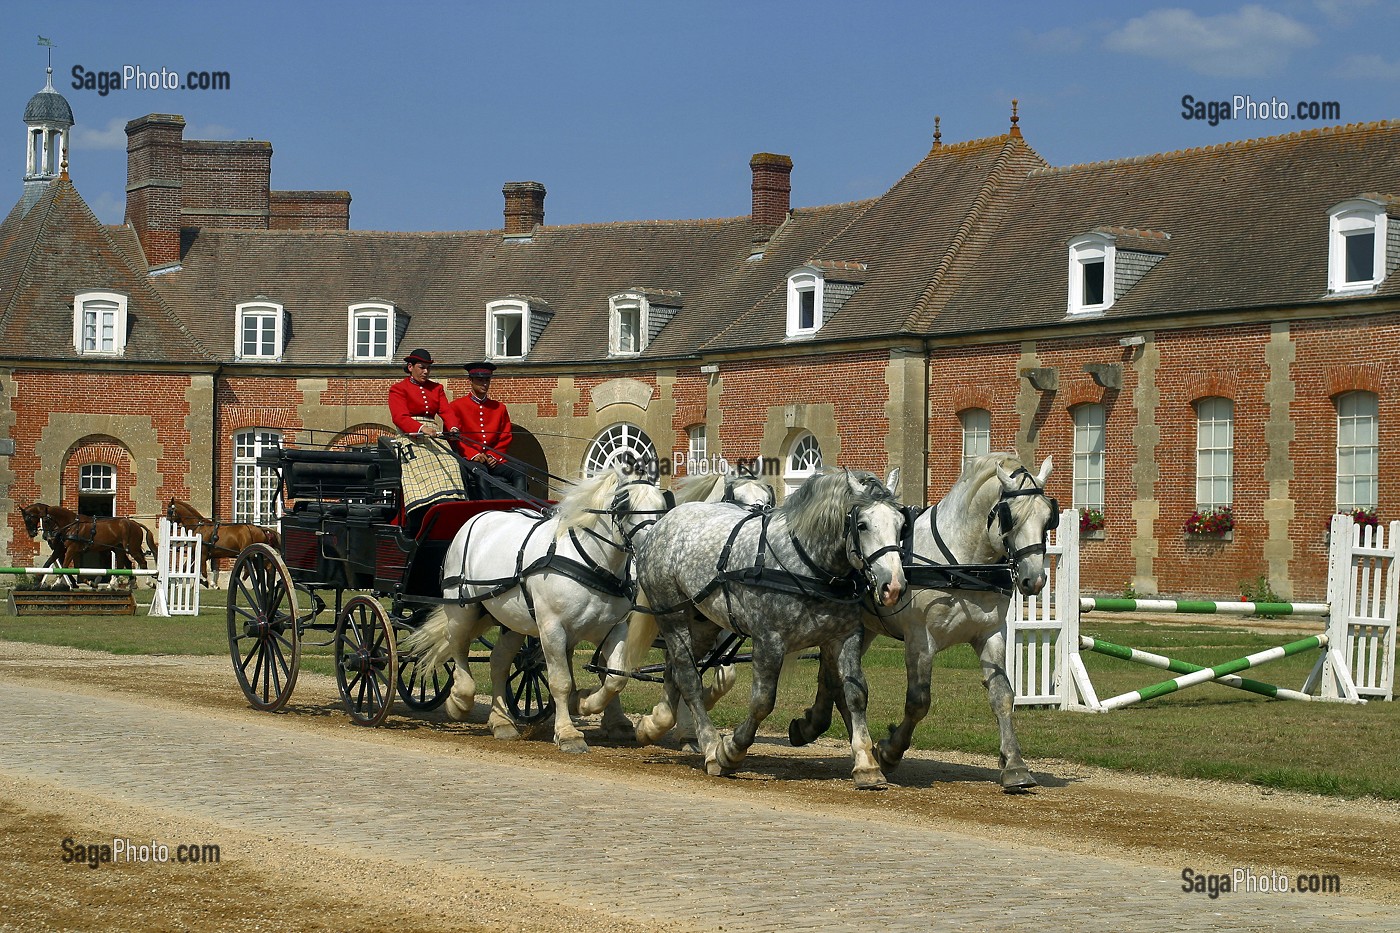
928, 120, 1400, 336
0, 177, 212, 363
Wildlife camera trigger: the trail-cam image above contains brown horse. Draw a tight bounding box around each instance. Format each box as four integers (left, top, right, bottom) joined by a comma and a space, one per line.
165, 499, 280, 588
19, 503, 156, 588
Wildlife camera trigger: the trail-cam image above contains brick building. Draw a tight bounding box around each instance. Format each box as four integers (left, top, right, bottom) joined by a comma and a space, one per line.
2, 72, 1397, 600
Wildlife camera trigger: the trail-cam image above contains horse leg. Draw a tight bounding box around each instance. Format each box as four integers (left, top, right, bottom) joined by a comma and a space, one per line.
715, 633, 784, 773
973, 629, 1038, 792
533, 618, 589, 754
657, 618, 725, 775
633, 666, 681, 745
434, 605, 484, 722
835, 626, 887, 790
789, 640, 841, 746
487, 627, 525, 738
877, 626, 936, 773
576, 625, 639, 742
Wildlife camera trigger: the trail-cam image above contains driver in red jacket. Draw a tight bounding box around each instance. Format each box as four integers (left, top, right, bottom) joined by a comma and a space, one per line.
388, 348, 459, 437
447, 361, 527, 496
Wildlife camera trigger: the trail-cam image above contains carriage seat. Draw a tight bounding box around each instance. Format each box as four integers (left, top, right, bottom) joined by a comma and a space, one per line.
268, 447, 379, 501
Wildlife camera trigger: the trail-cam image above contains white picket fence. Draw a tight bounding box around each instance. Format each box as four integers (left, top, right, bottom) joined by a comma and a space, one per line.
148, 517, 202, 617
1005, 512, 1397, 709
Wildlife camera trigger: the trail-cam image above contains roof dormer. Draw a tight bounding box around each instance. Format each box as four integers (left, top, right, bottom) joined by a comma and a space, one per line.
487, 296, 553, 360
1328, 198, 1389, 294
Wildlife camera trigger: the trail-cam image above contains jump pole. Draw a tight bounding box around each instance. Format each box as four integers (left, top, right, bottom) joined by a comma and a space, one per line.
1095, 634, 1328, 711
1080, 636, 1351, 703
1081, 597, 1331, 616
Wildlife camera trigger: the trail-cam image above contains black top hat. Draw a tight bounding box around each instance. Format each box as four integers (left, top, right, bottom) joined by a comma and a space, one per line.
403, 348, 435, 365
464, 361, 498, 377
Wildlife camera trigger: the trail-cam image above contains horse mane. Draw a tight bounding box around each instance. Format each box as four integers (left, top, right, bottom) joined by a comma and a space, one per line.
671, 472, 724, 504
781, 468, 894, 545
551, 469, 623, 538
941, 452, 1025, 514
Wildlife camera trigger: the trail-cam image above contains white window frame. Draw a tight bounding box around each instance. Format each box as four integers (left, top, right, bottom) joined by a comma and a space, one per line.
233, 429, 282, 525
784, 432, 823, 496
687, 423, 707, 472
1195, 397, 1234, 510
609, 292, 648, 356
1336, 391, 1378, 512
584, 423, 658, 478
79, 463, 116, 494
73, 290, 128, 356
235, 300, 285, 361
1067, 233, 1116, 314
1072, 404, 1105, 511
785, 267, 825, 338
487, 299, 529, 360
1328, 199, 1388, 294
348, 302, 395, 362
959, 408, 991, 471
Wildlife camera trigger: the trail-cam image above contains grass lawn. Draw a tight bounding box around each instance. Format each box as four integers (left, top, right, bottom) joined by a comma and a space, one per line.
1, 587, 1395, 799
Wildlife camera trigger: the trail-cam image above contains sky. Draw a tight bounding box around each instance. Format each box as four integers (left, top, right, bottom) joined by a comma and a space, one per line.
4, 1, 1398, 232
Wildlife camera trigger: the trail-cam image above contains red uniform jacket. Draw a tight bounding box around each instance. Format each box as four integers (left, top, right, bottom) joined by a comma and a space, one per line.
388, 377, 458, 435
448, 393, 513, 465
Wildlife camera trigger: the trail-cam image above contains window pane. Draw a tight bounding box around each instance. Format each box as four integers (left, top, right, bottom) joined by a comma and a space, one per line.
1195, 398, 1233, 509
495, 312, 523, 357
1336, 392, 1378, 511
799, 290, 816, 330
960, 409, 991, 470
233, 430, 281, 524
1345, 231, 1375, 283
1082, 261, 1105, 306
1073, 405, 1105, 511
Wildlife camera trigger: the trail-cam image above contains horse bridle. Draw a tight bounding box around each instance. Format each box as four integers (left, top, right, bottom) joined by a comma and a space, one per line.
585, 478, 675, 553
987, 467, 1059, 563
843, 499, 906, 595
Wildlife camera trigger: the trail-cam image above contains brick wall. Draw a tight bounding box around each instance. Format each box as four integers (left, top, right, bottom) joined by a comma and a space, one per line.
182, 140, 271, 230
124, 114, 185, 265
270, 190, 351, 230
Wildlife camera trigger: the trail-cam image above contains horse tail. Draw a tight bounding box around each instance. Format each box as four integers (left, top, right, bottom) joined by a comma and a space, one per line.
263, 527, 280, 549
399, 606, 457, 671
140, 522, 157, 559
620, 594, 659, 674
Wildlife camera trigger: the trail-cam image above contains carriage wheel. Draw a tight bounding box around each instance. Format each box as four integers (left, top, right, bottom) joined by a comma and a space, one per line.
397, 652, 454, 711
226, 544, 301, 712
504, 636, 555, 726
335, 596, 397, 727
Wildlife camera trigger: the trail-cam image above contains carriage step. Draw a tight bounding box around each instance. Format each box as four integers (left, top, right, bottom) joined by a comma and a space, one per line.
7, 589, 137, 616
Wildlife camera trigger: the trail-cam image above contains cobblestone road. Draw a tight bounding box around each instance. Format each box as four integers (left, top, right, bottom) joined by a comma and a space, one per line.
1, 672, 1393, 933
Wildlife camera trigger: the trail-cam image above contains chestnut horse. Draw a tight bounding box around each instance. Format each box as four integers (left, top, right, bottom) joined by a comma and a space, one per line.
19, 503, 156, 588
165, 499, 279, 588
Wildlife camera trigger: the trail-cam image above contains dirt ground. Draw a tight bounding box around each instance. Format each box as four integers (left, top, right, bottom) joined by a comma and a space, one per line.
1, 641, 1397, 931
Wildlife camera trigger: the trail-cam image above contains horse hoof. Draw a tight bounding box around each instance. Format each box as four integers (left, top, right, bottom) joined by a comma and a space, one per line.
704, 758, 724, 777
854, 768, 889, 791
875, 742, 904, 773
1001, 767, 1039, 792
490, 724, 520, 740
556, 736, 589, 754
444, 695, 474, 721
788, 718, 813, 747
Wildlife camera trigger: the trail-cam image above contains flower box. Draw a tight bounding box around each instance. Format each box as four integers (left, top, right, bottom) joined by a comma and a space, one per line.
1184, 506, 1234, 536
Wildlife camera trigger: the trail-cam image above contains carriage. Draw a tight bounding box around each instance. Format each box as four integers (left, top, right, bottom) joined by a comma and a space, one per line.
225, 435, 555, 728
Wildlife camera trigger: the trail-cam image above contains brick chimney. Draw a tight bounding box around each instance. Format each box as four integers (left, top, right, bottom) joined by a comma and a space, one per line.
503, 181, 546, 236
750, 153, 792, 229
125, 114, 186, 266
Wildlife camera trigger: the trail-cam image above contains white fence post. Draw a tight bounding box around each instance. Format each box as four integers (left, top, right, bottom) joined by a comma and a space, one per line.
147, 518, 201, 618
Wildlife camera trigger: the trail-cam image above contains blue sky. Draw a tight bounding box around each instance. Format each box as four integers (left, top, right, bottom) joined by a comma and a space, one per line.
5, 1, 1397, 232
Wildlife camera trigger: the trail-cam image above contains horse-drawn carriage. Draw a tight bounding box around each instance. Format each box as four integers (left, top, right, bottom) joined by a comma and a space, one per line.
226, 435, 557, 727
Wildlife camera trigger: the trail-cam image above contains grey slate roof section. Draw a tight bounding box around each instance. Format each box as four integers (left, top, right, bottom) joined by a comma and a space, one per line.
23, 85, 73, 126
1114, 251, 1165, 301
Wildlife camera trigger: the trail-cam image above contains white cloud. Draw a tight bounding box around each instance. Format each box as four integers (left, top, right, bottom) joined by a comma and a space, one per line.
85, 191, 126, 226
1105, 5, 1316, 77
1334, 52, 1400, 80
72, 117, 129, 151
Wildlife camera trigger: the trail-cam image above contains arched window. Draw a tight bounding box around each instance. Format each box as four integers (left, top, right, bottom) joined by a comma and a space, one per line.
348, 302, 394, 362
584, 423, 658, 478
233, 429, 281, 524
1071, 404, 1105, 511
1195, 397, 1234, 509
959, 408, 991, 470
1336, 391, 1379, 512
784, 432, 823, 496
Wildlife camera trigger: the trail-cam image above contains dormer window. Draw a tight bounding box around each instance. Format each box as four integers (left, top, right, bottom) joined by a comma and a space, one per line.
609, 293, 647, 356
74, 290, 128, 356
786, 267, 825, 338
348, 302, 396, 362
1328, 199, 1388, 293
236, 300, 285, 361
1068, 234, 1116, 314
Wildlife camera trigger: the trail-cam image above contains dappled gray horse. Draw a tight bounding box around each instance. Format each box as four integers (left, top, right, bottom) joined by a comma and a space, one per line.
627, 469, 906, 789
789, 454, 1057, 791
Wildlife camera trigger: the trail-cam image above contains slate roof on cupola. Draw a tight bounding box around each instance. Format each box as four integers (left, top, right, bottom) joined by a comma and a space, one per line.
23, 70, 73, 126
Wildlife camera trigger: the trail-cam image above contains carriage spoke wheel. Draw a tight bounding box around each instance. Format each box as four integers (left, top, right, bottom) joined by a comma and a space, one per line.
226, 543, 301, 712
504, 636, 555, 726
335, 596, 397, 727
397, 652, 454, 711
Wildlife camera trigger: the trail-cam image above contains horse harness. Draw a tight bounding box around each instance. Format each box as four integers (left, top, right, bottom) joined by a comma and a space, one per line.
439, 479, 671, 618
897, 466, 1058, 599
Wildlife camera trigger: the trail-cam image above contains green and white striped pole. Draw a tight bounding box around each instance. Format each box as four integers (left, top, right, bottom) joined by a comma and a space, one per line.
1096, 634, 1329, 711
1081, 597, 1331, 617
0, 567, 150, 577
1080, 636, 1348, 703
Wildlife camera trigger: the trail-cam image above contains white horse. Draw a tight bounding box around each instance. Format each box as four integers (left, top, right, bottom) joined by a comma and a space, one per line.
789, 453, 1057, 791
672, 470, 776, 510
402, 468, 669, 753
627, 469, 907, 789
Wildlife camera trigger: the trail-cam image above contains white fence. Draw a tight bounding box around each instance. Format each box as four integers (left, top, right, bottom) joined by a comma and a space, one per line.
1005, 512, 1396, 709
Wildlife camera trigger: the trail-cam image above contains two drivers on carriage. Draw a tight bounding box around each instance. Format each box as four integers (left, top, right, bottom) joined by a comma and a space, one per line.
388, 349, 527, 498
